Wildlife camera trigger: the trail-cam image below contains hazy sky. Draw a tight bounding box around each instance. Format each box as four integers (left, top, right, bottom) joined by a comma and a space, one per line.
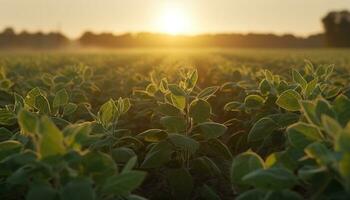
1, 0, 350, 38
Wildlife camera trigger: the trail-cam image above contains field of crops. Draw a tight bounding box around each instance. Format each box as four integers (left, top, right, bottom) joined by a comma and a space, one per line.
0, 48, 350, 200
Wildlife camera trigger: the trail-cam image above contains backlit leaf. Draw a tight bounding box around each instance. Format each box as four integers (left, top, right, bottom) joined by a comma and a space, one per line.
189, 99, 211, 123
276, 89, 302, 111
37, 116, 65, 158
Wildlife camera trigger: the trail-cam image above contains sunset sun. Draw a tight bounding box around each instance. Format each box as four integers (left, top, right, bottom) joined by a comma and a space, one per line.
159, 4, 189, 35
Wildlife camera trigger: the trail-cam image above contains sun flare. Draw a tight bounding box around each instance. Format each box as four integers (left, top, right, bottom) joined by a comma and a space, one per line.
159, 4, 189, 35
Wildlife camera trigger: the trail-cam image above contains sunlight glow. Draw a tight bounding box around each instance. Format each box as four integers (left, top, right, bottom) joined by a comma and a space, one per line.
158, 3, 190, 35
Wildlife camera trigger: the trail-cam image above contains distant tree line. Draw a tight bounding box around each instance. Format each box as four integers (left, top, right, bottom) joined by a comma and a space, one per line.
322, 10, 350, 47
0, 10, 349, 49
0, 27, 69, 49
78, 32, 324, 48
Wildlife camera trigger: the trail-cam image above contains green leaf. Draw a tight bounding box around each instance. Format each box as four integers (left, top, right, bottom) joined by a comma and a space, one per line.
171, 94, 186, 111
166, 168, 193, 200
300, 100, 319, 125
224, 101, 242, 112
325, 65, 334, 79
231, 151, 264, 187
116, 97, 125, 116
146, 83, 157, 95
268, 113, 300, 128
122, 156, 138, 173
18, 109, 37, 135
305, 142, 336, 166
259, 79, 271, 95
61, 178, 95, 200
338, 152, 350, 191
137, 129, 168, 142
248, 117, 278, 142
287, 122, 323, 149
242, 168, 298, 190
26, 184, 57, 200
102, 171, 146, 196
315, 65, 329, 77
265, 147, 304, 170
189, 99, 211, 123
168, 84, 186, 96
276, 89, 302, 111
336, 130, 350, 152
14, 93, 25, 113
53, 89, 69, 108
277, 80, 289, 94
321, 115, 342, 139
322, 85, 340, 99
157, 103, 182, 116
41, 73, 53, 86
236, 189, 266, 200
298, 165, 328, 183
185, 69, 198, 92
141, 141, 173, 168
7, 165, 33, 185
112, 147, 136, 163
192, 156, 221, 176
244, 95, 265, 109
304, 78, 318, 98
206, 139, 233, 159
160, 116, 186, 133
63, 103, 78, 116
333, 95, 350, 127
35, 95, 51, 115
304, 59, 315, 73
315, 99, 335, 121
64, 122, 92, 148
24, 87, 42, 108
264, 190, 303, 200
83, 67, 93, 80
0, 127, 13, 141
168, 134, 199, 154
0, 140, 22, 161
0, 109, 16, 126
37, 116, 65, 158
264, 70, 274, 82
197, 86, 219, 100
0, 79, 13, 90
82, 151, 117, 183
292, 70, 307, 89
122, 98, 131, 114
159, 78, 168, 93
197, 122, 227, 139
199, 184, 221, 200
98, 99, 117, 128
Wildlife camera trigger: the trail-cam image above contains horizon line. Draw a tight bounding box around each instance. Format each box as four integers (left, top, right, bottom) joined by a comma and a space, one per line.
0, 26, 323, 40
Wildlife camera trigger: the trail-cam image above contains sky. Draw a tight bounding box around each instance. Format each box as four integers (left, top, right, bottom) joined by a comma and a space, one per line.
1, 0, 350, 38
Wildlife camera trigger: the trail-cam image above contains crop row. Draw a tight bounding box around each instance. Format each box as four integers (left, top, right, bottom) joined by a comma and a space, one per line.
0, 60, 350, 199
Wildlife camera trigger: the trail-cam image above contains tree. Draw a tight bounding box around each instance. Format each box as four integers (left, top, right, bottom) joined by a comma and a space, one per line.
322, 10, 350, 47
